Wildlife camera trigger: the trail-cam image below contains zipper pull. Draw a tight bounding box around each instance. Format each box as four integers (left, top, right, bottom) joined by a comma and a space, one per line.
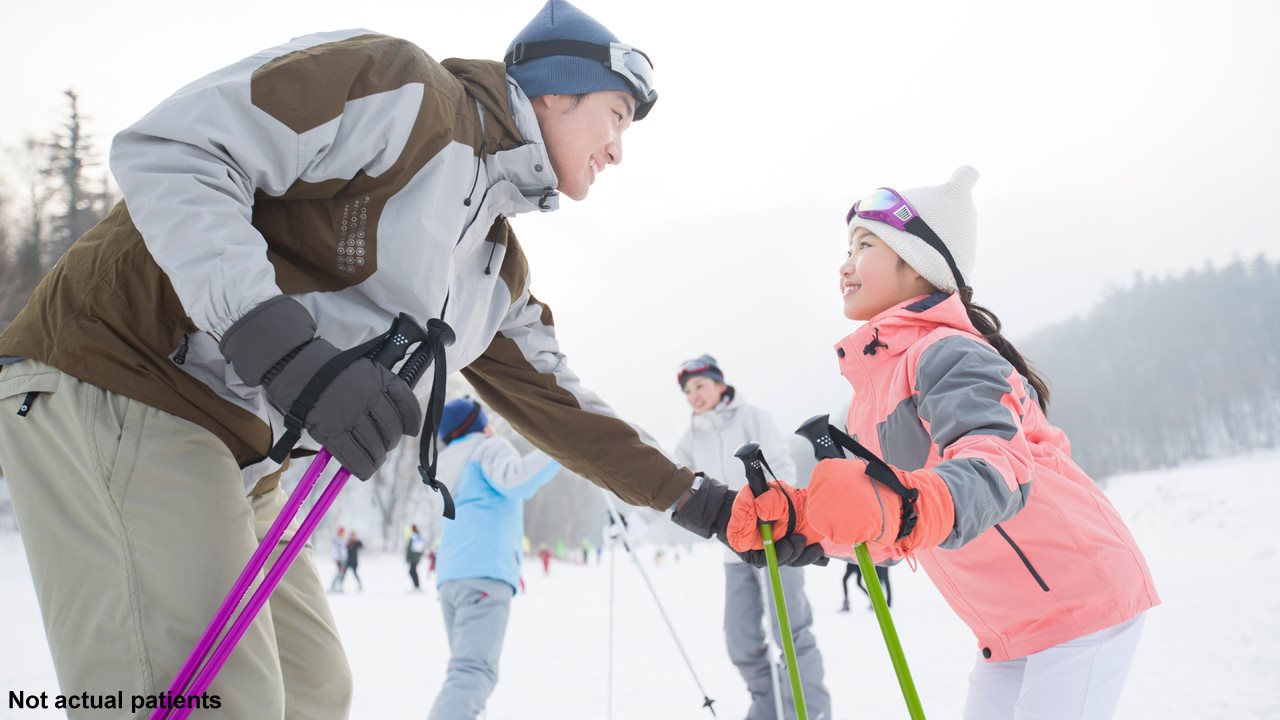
173, 333, 190, 365
16, 391, 37, 417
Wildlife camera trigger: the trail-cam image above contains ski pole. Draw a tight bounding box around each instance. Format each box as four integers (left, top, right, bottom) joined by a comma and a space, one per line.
600, 490, 717, 717
795, 415, 925, 720
734, 442, 809, 720
155, 313, 440, 720
758, 567, 786, 720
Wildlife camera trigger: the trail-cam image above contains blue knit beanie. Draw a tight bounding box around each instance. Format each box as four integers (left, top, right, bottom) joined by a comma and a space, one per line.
506, 1, 648, 111
439, 398, 488, 444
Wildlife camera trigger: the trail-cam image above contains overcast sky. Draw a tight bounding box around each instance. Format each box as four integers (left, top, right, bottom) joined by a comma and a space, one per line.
4, 0, 1278, 451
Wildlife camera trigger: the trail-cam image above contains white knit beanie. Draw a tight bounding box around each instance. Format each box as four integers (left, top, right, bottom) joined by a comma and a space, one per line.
847, 166, 980, 294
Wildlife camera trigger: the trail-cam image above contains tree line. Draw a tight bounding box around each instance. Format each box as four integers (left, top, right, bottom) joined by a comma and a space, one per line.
1022, 256, 1280, 480
0, 90, 117, 329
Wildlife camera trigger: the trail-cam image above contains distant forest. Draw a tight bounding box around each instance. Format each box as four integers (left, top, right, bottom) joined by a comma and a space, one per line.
1023, 257, 1280, 480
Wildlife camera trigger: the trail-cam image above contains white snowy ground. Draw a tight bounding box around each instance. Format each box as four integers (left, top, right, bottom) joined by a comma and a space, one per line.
3, 452, 1279, 719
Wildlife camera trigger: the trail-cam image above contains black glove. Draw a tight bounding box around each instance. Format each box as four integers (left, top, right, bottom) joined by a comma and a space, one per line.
671, 476, 827, 567
219, 296, 422, 480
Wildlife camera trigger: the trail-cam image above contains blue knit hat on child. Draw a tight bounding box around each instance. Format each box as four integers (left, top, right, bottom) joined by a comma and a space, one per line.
505, 0, 657, 119
438, 398, 488, 444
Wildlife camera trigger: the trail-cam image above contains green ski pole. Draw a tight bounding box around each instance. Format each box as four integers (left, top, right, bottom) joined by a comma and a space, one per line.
796, 415, 926, 720
734, 442, 809, 720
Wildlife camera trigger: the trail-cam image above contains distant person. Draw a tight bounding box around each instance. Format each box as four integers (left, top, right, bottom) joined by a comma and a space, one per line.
538, 544, 553, 575
839, 561, 891, 612
673, 355, 832, 720
429, 398, 559, 719
329, 527, 349, 593
346, 531, 365, 592
407, 524, 427, 591
728, 167, 1159, 719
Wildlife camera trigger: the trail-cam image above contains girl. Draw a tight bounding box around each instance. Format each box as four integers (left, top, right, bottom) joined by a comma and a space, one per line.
727, 167, 1159, 719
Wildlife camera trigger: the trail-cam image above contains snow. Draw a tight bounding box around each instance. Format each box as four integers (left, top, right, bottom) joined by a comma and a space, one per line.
2, 452, 1279, 719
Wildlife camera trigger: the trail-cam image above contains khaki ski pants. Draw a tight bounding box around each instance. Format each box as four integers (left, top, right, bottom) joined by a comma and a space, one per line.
0, 360, 352, 719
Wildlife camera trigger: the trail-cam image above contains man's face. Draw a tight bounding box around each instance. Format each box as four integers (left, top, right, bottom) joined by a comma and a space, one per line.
533, 90, 634, 201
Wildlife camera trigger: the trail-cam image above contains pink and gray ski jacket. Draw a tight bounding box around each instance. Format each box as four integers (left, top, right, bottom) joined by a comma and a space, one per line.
823, 292, 1159, 662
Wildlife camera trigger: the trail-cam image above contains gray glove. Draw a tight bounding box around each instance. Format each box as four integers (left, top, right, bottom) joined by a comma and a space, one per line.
219, 296, 422, 480
671, 476, 827, 567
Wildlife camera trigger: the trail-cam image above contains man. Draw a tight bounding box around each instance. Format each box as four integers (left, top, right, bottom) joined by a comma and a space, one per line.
429, 397, 559, 719
0, 1, 820, 718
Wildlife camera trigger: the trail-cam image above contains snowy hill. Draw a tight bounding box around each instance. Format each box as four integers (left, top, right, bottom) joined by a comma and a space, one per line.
2, 452, 1279, 719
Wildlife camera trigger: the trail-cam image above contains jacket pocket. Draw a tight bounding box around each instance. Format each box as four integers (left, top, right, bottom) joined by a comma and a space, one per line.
0, 361, 61, 417
994, 524, 1050, 592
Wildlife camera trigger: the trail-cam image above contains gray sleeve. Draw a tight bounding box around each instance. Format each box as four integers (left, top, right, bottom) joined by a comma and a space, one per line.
915, 335, 1033, 549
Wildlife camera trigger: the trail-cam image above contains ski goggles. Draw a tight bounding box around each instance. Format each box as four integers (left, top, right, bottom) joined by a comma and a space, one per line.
505, 39, 658, 120
846, 188, 968, 291
677, 358, 723, 387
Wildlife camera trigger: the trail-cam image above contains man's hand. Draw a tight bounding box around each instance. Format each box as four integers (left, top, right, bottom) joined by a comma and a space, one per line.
671, 476, 826, 567
220, 296, 421, 479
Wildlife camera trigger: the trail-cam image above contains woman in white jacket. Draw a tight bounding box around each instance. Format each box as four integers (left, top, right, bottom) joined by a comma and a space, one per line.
673, 355, 832, 720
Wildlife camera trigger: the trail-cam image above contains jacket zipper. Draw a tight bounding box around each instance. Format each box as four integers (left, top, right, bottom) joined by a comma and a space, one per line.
994, 524, 1050, 592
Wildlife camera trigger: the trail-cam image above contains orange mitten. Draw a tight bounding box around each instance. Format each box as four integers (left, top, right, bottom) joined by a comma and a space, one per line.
807, 459, 955, 554
726, 480, 817, 553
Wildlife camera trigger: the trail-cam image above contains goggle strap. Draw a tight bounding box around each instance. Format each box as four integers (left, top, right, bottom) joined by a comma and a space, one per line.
904, 216, 967, 290
505, 39, 611, 67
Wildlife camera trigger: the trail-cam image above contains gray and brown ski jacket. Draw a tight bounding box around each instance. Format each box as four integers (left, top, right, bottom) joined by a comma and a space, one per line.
0, 29, 693, 508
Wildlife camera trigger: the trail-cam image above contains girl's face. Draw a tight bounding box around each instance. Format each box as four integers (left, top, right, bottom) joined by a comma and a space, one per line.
683, 377, 726, 415
839, 228, 937, 321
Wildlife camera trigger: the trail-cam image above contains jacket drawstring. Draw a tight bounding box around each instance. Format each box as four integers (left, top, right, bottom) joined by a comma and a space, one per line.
484, 238, 499, 275
863, 327, 888, 356
463, 140, 486, 207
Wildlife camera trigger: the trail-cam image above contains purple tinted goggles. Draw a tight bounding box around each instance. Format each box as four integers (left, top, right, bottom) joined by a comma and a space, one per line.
846, 187, 968, 291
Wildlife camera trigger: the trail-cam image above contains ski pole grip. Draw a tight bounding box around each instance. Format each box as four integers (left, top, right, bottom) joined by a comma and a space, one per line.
733, 442, 770, 498
366, 313, 429, 370
397, 318, 455, 390
796, 414, 846, 461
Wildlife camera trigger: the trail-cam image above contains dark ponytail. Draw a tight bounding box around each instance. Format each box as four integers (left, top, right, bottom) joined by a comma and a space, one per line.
958, 287, 1051, 413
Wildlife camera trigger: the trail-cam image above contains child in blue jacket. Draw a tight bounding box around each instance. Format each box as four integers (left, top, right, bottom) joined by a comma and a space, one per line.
428, 397, 560, 719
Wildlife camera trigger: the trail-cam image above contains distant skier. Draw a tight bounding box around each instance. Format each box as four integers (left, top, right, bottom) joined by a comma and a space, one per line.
839, 561, 891, 612
407, 524, 427, 591
345, 531, 365, 592
673, 355, 833, 719
329, 527, 349, 593
428, 398, 559, 719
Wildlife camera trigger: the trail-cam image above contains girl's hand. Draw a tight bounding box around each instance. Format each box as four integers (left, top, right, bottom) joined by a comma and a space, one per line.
808, 459, 956, 554
726, 480, 817, 553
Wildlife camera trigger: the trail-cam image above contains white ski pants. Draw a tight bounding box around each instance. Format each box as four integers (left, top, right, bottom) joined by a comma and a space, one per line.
0, 360, 352, 719
962, 612, 1146, 720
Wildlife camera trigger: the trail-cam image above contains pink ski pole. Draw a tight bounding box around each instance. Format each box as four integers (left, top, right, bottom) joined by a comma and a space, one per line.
149, 452, 333, 720
152, 313, 445, 719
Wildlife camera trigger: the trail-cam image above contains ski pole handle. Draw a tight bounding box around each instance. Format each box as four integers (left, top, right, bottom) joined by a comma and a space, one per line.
366, 313, 429, 370
397, 318, 455, 389
796, 414, 844, 461
733, 442, 770, 497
